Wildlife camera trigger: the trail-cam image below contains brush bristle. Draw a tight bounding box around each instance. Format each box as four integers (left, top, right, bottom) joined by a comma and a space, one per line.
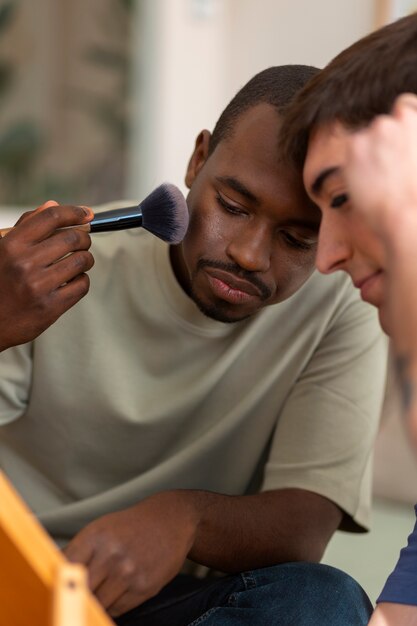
141, 183, 189, 244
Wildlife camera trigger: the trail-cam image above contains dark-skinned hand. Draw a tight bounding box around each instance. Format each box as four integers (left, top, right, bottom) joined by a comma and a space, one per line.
63, 491, 197, 617
0, 200, 94, 351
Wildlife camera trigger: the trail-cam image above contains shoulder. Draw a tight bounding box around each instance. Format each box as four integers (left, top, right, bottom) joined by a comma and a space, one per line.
263, 270, 379, 336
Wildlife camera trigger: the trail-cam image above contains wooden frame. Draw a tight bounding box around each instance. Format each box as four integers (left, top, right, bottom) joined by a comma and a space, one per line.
375, 0, 417, 27
0, 471, 112, 626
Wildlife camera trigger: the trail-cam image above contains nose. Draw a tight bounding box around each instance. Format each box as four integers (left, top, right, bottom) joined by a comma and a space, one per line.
226, 222, 271, 273
315, 213, 352, 274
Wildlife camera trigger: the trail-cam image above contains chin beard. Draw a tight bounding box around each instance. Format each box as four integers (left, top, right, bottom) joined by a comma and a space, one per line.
191, 290, 252, 324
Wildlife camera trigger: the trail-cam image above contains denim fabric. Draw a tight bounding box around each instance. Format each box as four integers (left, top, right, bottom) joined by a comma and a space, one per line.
115, 562, 373, 626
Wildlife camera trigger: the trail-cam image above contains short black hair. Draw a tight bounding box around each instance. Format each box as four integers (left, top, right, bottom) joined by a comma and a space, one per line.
281, 14, 417, 170
208, 65, 320, 156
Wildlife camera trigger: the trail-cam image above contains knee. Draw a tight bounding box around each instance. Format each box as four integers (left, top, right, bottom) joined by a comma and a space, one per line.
245, 562, 373, 617
258, 562, 369, 597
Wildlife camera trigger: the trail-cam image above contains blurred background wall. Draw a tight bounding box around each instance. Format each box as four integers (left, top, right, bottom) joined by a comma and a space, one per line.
129, 0, 377, 198
0, 0, 380, 212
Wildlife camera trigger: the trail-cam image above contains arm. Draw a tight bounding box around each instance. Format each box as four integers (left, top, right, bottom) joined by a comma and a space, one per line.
65, 285, 384, 617
370, 604, 417, 626
368, 513, 417, 625
0, 201, 94, 352
64, 486, 341, 617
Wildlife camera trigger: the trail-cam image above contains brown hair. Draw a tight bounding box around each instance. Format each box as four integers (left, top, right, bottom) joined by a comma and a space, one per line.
281, 13, 417, 170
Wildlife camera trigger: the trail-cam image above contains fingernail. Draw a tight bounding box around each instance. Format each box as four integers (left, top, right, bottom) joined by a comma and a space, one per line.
36, 199, 59, 211
80, 205, 93, 218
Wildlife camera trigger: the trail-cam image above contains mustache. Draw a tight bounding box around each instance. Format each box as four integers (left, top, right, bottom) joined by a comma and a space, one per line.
197, 259, 272, 300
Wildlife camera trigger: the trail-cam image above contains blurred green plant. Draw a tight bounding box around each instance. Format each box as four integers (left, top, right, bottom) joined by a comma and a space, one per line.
0, 0, 133, 207
0, 0, 44, 205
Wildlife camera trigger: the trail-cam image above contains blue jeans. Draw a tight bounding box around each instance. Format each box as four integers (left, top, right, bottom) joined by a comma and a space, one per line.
115, 562, 373, 625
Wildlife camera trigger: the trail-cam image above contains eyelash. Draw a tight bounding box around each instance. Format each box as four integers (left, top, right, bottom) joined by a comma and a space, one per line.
216, 192, 246, 215
216, 192, 314, 251
282, 232, 315, 251
330, 193, 349, 208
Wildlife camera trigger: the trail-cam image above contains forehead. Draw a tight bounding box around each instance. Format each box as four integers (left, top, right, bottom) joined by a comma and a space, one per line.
216, 103, 282, 168
303, 122, 352, 195
210, 104, 317, 215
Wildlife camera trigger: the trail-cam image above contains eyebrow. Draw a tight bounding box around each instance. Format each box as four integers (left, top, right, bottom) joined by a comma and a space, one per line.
215, 176, 259, 204
310, 166, 340, 196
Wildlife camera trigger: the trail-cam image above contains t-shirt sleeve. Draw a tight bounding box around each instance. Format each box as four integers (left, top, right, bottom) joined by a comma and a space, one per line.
261, 292, 388, 532
0, 342, 33, 425
377, 507, 417, 606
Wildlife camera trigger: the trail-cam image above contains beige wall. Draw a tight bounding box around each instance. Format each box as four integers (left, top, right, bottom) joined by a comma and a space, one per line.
228, 0, 375, 74
127, 0, 377, 199
0, 0, 380, 206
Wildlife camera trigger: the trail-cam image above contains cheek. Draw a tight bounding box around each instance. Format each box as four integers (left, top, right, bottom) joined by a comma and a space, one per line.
353, 227, 386, 269
182, 204, 225, 265
271, 249, 316, 298
352, 220, 386, 267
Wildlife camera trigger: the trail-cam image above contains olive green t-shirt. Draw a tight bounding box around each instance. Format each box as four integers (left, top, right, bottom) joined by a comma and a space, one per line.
0, 226, 387, 543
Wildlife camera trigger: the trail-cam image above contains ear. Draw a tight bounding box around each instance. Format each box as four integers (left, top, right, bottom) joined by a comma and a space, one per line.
185, 130, 211, 189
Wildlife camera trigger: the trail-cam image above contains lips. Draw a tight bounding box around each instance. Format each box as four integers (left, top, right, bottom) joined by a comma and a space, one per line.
205, 267, 263, 298
354, 271, 383, 305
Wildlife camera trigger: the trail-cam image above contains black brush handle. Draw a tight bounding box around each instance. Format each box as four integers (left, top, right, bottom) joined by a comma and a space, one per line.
90, 205, 143, 232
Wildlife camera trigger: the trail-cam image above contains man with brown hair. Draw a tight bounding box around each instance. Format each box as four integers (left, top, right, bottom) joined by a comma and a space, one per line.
281, 13, 417, 624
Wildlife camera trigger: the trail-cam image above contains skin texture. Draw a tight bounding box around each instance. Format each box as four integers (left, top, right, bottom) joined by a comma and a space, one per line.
304, 95, 417, 422
370, 602, 417, 626
64, 104, 344, 617
0, 200, 94, 352
342, 94, 417, 364
64, 489, 341, 617
171, 103, 321, 323
303, 122, 389, 330
344, 95, 417, 451
303, 94, 417, 625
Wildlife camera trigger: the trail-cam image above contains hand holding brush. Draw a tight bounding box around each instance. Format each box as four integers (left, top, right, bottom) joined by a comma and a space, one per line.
0, 183, 189, 245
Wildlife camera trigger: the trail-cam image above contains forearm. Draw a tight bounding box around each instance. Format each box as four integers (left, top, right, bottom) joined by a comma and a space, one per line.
65, 486, 342, 615
171, 487, 342, 572
369, 603, 417, 626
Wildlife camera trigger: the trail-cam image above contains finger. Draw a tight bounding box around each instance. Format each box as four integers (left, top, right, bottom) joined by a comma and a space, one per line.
84, 557, 111, 594
108, 588, 150, 618
63, 535, 95, 566
40, 251, 94, 293
47, 274, 92, 320
77, 546, 125, 595
13, 200, 60, 228
10, 204, 94, 244
37, 199, 60, 211
34, 227, 93, 267
93, 575, 129, 612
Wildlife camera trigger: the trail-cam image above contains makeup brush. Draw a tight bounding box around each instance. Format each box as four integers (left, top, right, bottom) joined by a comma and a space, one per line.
0, 183, 190, 245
